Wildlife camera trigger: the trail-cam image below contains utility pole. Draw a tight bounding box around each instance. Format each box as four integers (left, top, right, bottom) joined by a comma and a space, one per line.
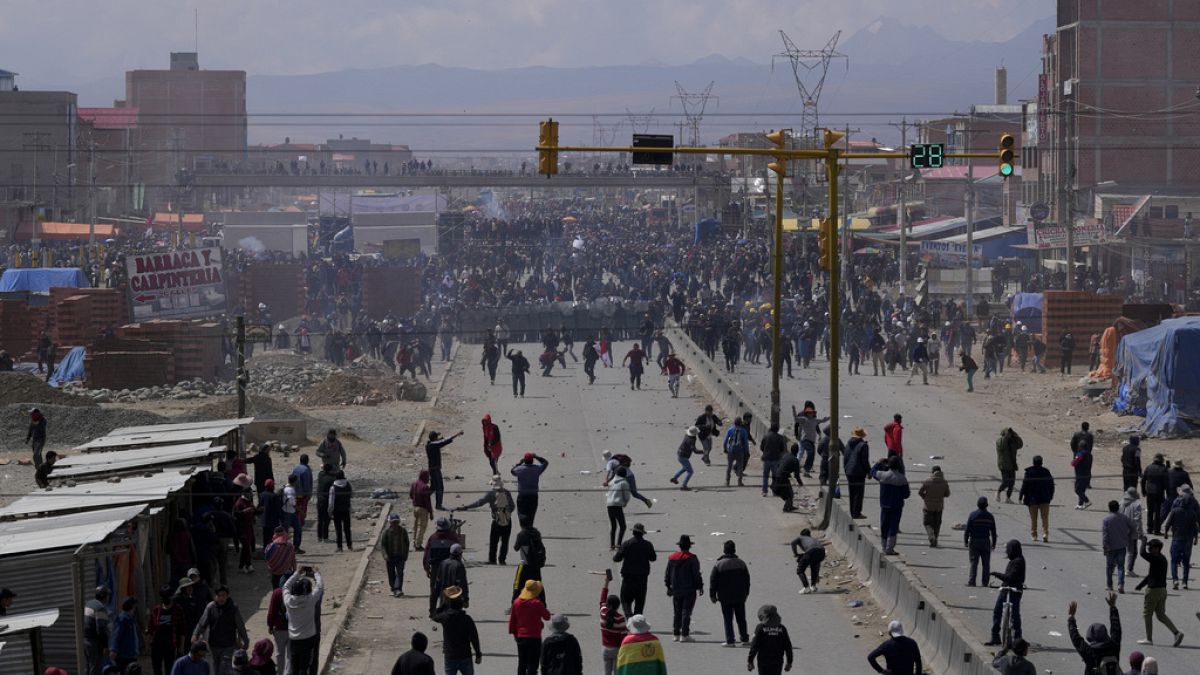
23, 131, 52, 250
889, 118, 913, 293
840, 124, 860, 292
1062, 95, 1076, 290
965, 117, 976, 315
88, 139, 97, 244
236, 316, 247, 418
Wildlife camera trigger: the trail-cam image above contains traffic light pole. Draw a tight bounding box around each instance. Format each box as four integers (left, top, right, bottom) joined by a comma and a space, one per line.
770, 168, 785, 429
818, 151, 841, 531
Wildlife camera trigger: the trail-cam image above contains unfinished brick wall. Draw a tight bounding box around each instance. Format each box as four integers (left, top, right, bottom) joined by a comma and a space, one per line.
1041, 291, 1124, 369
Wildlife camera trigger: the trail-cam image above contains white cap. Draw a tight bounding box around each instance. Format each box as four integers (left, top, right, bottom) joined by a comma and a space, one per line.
888, 620, 904, 637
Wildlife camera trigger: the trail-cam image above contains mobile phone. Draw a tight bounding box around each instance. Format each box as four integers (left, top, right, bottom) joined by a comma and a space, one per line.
605, 569, 613, 581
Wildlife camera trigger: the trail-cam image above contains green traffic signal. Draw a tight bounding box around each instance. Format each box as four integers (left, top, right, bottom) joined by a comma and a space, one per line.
1000, 162, 1014, 177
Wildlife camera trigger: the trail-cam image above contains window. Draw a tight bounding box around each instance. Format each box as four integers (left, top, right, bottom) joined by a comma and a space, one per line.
1150, 206, 1164, 219
1165, 205, 1179, 219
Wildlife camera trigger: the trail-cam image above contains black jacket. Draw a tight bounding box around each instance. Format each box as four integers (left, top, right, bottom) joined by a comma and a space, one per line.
665, 551, 704, 595
1120, 443, 1141, 477
1018, 465, 1055, 506
613, 536, 656, 578
760, 431, 789, 463
844, 437, 871, 478
431, 607, 480, 661
709, 553, 751, 603
540, 632, 583, 675
1141, 461, 1169, 496
390, 649, 436, 675
991, 540, 1026, 590
1067, 606, 1121, 673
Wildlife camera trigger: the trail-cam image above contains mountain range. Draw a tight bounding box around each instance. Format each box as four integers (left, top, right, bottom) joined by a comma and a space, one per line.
54, 15, 1055, 152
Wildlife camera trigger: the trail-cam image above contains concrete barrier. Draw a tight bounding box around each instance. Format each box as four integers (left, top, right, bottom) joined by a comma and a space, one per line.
245, 418, 308, 446
667, 325, 997, 675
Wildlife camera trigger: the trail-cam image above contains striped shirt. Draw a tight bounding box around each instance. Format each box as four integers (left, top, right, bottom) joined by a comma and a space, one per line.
599, 585, 628, 648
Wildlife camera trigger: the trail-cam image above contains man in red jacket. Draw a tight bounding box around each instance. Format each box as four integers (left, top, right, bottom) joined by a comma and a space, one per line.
884, 414, 904, 457
509, 580, 550, 675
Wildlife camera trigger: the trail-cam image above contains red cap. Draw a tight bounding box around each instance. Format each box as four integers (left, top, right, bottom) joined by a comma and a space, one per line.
523, 452, 535, 462
264, 479, 275, 488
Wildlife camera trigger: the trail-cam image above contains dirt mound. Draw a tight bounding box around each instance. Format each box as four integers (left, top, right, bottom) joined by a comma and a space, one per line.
297, 373, 389, 407
0, 403, 166, 447
0, 372, 96, 408
180, 395, 309, 422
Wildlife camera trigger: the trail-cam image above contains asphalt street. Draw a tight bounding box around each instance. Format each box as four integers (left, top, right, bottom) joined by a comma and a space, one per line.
715, 343, 1200, 673
340, 342, 881, 673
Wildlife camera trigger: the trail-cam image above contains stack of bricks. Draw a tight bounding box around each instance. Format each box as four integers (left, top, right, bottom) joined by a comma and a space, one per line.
1041, 291, 1125, 370
119, 319, 225, 382
227, 263, 307, 319
85, 337, 175, 390
48, 288, 129, 348
0, 300, 49, 359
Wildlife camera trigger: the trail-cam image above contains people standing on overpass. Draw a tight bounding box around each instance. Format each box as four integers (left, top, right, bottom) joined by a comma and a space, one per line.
512, 523, 547, 604
1018, 455, 1055, 543
987, 539, 1026, 646
867, 620, 922, 675
512, 452, 550, 526
965, 496, 998, 587
458, 475, 514, 566
613, 523, 656, 618
506, 348, 530, 398
871, 455, 910, 556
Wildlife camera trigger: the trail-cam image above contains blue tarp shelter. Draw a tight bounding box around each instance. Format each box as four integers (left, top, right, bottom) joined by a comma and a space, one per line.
1113, 316, 1200, 436
1010, 293, 1043, 333
48, 346, 86, 387
0, 268, 89, 293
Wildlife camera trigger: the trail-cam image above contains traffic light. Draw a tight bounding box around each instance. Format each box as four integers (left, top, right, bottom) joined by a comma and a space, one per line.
538, 119, 559, 177
766, 129, 788, 177
998, 134, 1015, 179
818, 218, 834, 271
823, 129, 845, 149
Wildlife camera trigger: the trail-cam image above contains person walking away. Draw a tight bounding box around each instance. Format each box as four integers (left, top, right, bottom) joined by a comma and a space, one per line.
696, 401, 720, 466
110, 596, 142, 671
267, 588, 289, 675
84, 586, 111, 675
316, 429, 347, 471
918, 466, 950, 547
759, 424, 788, 498
1122, 437, 1143, 491
1018, 455, 1055, 542
996, 428, 1023, 503
506, 349, 530, 398
1103, 500, 1137, 593
290, 455, 314, 529
264, 527, 296, 589
582, 338, 600, 385
423, 518, 461, 615
458, 475, 513, 565
409, 470, 433, 549
709, 540, 751, 646
540, 614, 583, 675
791, 401, 829, 477
431, 588, 482, 675
425, 430, 463, 511
26, 408, 46, 468
965, 497, 998, 586
1162, 492, 1199, 590
283, 569, 323, 674
1067, 593, 1124, 672
600, 572, 628, 675
315, 463, 335, 543
1135, 538, 1183, 646
381, 513, 410, 597
1060, 330, 1076, 375
905, 337, 929, 385
661, 352, 685, 398
872, 456, 910, 555
481, 415, 503, 474
986, 540, 1026, 646
747, 605, 793, 675
664, 534, 703, 642
191, 585, 250, 673
512, 523, 548, 604
605, 466, 632, 549
509, 580, 550, 675
1120, 487, 1145, 578
389, 632, 435, 675
671, 427, 699, 490
282, 475, 304, 554
867, 620, 922, 675
959, 351, 979, 392
790, 529, 826, 594
844, 428, 871, 519
613, 523, 656, 617
1142, 454, 1169, 535
148, 585, 188, 675
722, 418, 751, 488
511, 453, 550, 526
329, 470, 353, 551
616, 615, 667, 675
991, 639, 1036, 675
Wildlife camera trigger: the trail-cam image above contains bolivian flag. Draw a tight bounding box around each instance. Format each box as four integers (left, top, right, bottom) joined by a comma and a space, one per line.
616, 633, 667, 675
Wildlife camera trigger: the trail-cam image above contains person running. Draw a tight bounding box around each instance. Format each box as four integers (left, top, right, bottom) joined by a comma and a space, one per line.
623, 343, 647, 391
694, 405, 723, 466
582, 337, 600, 385
616, 615, 666, 675
509, 580, 550, 675
965, 496, 998, 587
481, 415, 503, 474
661, 352, 686, 398
606, 468, 632, 549
425, 430, 463, 511
747, 605, 793, 675
871, 456, 910, 556
867, 621, 922, 674
918, 466, 950, 548
670, 427, 699, 490
986, 540, 1026, 646
790, 529, 826, 594
1018, 455, 1055, 543
664, 534, 703, 642
458, 475, 514, 565
791, 401, 828, 477
722, 416, 752, 488
602, 451, 654, 508
613, 523, 656, 618
1067, 593, 1124, 672
709, 540, 751, 647
599, 572, 628, 675
996, 428, 1023, 503
511, 453, 550, 526
506, 348, 530, 398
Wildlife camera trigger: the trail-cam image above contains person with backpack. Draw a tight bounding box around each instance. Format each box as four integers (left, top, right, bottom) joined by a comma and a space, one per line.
613, 523, 657, 618
512, 523, 547, 604
458, 475, 514, 565
423, 517, 461, 615
1067, 592, 1124, 674
996, 428, 1023, 503
606, 467, 632, 549
723, 417, 751, 488
664, 534, 703, 642
433, 544, 469, 617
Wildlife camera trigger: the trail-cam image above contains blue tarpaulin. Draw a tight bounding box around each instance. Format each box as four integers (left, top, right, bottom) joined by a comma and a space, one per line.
48, 346, 86, 387
1113, 316, 1200, 437
1010, 293, 1042, 333
0, 268, 89, 293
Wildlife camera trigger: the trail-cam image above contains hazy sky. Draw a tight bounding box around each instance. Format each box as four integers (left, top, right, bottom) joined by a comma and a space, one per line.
5, 0, 1050, 84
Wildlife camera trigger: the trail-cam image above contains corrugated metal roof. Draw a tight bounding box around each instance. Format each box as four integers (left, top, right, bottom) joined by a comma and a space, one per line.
108, 418, 253, 436
938, 226, 1028, 244
76, 418, 250, 452
0, 609, 60, 635
869, 217, 969, 241
0, 471, 195, 519
0, 504, 146, 556
51, 442, 225, 479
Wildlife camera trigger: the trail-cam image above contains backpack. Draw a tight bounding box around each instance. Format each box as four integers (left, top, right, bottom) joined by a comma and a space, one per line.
427, 537, 454, 568
723, 425, 741, 454
523, 533, 547, 568
1095, 654, 1120, 675
612, 453, 633, 468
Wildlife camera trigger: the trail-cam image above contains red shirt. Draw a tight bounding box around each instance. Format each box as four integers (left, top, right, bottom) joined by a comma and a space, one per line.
662, 356, 685, 376
599, 584, 628, 648
508, 597, 550, 638
884, 421, 904, 455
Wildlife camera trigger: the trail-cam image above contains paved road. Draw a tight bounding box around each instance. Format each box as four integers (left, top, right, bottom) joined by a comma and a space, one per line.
706, 341, 1200, 673
334, 342, 878, 673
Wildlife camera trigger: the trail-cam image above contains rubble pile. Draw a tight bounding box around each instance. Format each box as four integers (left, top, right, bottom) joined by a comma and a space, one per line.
299, 373, 388, 407
0, 403, 168, 446
0, 372, 96, 407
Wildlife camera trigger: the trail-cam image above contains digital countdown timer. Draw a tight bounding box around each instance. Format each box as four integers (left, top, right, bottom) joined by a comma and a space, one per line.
909, 143, 945, 169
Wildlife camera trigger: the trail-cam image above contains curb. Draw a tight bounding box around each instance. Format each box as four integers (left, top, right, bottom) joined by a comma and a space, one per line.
318, 501, 393, 674
410, 341, 461, 446
666, 324, 998, 675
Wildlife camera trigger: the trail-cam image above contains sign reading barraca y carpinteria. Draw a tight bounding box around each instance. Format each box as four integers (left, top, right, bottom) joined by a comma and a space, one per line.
126, 247, 227, 320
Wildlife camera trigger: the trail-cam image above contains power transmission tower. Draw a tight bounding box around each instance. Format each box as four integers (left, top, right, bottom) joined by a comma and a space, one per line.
625, 108, 656, 134
592, 116, 624, 147
670, 81, 717, 149
772, 31, 848, 145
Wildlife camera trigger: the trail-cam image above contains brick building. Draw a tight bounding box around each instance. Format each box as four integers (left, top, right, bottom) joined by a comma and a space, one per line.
0, 71, 79, 236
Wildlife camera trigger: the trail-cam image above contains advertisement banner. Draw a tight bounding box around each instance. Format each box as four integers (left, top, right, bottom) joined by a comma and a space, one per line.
126, 247, 226, 320
919, 239, 983, 265
1029, 221, 1108, 250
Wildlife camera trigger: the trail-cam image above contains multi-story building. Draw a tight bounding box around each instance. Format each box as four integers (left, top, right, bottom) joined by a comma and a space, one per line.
0, 70, 78, 237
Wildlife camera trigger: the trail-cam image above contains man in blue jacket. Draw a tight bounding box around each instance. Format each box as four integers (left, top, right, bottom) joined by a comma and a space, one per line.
845, 428, 872, 519
965, 496, 997, 587
871, 456, 910, 556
